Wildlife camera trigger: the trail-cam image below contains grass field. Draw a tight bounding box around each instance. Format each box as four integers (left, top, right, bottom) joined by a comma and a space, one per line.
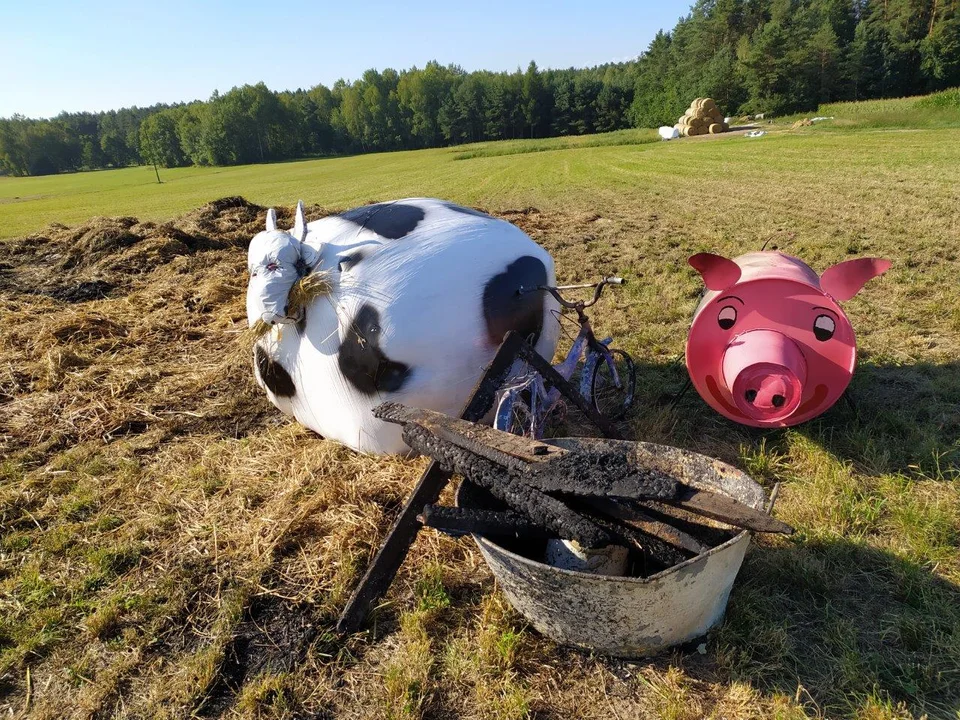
1, 95, 959, 719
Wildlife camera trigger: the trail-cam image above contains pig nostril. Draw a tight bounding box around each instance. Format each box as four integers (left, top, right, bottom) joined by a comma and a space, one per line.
745, 389, 757, 403
772, 394, 786, 408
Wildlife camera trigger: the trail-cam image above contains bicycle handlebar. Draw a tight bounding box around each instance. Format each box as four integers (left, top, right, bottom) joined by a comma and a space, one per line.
521, 276, 625, 310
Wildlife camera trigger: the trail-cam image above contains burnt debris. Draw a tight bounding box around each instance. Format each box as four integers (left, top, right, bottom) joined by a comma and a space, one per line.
418, 505, 552, 539
377, 401, 793, 577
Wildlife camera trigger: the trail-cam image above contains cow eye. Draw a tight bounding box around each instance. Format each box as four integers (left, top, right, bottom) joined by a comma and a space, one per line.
814, 314, 836, 341
718, 306, 737, 330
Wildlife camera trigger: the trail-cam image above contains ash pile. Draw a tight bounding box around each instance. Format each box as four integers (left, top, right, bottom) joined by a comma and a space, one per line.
675, 98, 730, 137
376, 402, 792, 578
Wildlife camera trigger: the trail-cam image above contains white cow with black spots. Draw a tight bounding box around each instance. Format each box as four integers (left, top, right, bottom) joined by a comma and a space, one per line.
246, 198, 560, 455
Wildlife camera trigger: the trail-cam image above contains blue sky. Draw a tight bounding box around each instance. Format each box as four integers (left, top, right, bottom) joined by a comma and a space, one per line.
1, 0, 693, 119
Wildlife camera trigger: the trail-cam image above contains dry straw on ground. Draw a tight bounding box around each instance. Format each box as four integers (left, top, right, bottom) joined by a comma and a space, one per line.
1, 195, 957, 720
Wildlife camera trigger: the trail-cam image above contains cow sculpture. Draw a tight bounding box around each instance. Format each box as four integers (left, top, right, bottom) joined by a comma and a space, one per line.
686, 251, 890, 427
246, 198, 560, 454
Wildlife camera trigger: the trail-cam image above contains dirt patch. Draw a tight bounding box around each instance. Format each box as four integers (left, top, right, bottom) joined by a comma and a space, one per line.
194, 593, 318, 717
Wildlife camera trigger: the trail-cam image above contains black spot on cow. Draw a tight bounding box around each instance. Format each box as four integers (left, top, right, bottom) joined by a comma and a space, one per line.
442, 202, 491, 218
339, 304, 411, 395
337, 251, 365, 272
483, 256, 548, 346
338, 202, 425, 240
255, 345, 296, 398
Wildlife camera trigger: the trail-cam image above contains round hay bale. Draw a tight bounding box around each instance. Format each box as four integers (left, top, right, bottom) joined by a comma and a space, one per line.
722, 121, 730, 132
709, 123, 723, 134
702, 98, 717, 112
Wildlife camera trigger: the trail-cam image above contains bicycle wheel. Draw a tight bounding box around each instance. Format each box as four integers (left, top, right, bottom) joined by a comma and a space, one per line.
590, 348, 636, 420
504, 398, 535, 437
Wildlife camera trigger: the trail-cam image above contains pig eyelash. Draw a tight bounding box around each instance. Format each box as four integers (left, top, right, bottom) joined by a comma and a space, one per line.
718, 306, 737, 330
814, 314, 836, 341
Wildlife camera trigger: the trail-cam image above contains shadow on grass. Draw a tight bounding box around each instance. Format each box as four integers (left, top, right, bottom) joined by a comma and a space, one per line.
713, 536, 960, 718
625, 358, 959, 717
641, 359, 960, 478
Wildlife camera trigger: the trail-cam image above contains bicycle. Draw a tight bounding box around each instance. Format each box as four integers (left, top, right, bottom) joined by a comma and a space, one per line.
494, 277, 637, 438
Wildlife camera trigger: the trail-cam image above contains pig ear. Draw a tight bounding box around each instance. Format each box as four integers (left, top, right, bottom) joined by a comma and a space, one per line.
265, 208, 277, 232
689, 253, 741, 291
293, 200, 307, 242
820, 258, 891, 301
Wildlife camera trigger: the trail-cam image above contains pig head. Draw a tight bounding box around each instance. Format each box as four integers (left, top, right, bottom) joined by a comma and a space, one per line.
686, 251, 890, 427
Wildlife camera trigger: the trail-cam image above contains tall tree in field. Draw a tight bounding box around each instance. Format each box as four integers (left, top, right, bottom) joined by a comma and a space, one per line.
0, 116, 30, 176
921, 14, 960, 88
139, 111, 186, 168
522, 61, 546, 138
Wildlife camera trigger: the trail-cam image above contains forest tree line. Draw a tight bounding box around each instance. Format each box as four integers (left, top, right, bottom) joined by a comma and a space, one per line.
1, 0, 958, 176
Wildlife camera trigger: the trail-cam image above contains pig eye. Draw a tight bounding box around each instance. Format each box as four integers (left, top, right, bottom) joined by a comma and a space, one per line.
814, 315, 836, 341
717, 306, 737, 330
266, 262, 279, 272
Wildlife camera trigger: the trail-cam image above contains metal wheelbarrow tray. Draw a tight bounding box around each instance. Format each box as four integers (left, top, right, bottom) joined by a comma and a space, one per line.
374, 403, 787, 657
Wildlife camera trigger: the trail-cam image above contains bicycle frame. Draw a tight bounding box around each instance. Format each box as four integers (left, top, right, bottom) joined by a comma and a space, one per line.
494, 319, 623, 438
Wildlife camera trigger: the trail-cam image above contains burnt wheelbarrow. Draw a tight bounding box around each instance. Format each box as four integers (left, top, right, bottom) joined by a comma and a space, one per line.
373, 403, 792, 657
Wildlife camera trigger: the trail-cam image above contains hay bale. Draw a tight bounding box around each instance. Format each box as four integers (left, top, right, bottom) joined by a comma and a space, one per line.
676, 98, 730, 138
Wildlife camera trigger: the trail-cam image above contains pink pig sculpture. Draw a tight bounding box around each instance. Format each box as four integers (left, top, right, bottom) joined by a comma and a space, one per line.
686, 251, 891, 427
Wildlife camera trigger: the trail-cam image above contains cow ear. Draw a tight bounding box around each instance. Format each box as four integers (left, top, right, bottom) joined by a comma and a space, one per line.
294, 200, 307, 242
265, 208, 277, 232
820, 258, 891, 301
689, 253, 741, 291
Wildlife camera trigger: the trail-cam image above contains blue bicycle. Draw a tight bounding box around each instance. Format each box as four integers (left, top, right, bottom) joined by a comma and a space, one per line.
494, 277, 636, 438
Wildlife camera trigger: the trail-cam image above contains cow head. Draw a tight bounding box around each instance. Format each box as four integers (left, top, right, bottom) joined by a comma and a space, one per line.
246, 201, 322, 327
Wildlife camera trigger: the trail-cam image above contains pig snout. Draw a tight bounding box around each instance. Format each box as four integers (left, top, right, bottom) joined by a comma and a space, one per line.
722, 329, 807, 422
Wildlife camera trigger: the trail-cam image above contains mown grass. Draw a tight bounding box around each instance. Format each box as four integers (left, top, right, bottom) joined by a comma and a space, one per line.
451, 127, 660, 159
773, 87, 960, 131
1, 92, 959, 719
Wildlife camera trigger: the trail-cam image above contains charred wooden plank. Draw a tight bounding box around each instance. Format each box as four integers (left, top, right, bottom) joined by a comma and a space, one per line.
579, 497, 708, 555
418, 505, 552, 539
630, 500, 736, 548
661, 488, 794, 534
575, 507, 691, 568
374, 402, 563, 468
401, 423, 611, 549
375, 403, 677, 500
524, 450, 677, 500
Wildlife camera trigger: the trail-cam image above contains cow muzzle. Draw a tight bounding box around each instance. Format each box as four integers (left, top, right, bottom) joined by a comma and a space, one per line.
722, 329, 807, 423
